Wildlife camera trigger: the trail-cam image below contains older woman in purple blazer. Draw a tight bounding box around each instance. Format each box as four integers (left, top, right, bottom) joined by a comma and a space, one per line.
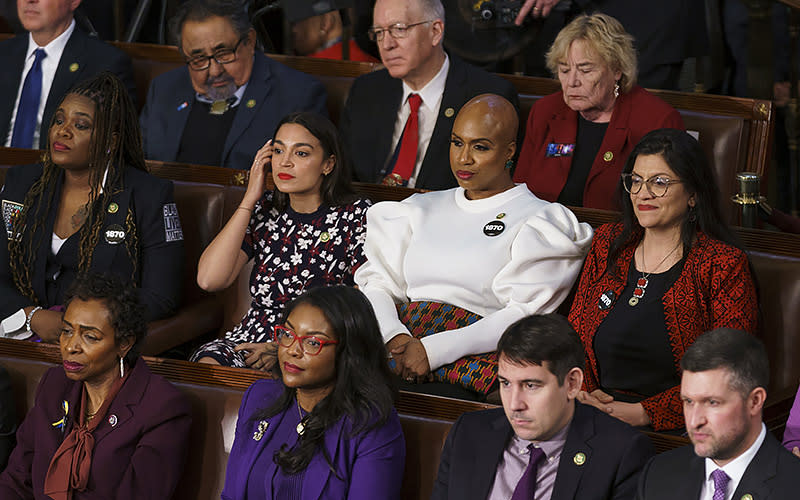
0, 273, 191, 499
221, 285, 405, 500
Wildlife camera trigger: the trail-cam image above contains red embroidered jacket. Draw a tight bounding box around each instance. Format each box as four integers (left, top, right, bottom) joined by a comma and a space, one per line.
568, 223, 758, 430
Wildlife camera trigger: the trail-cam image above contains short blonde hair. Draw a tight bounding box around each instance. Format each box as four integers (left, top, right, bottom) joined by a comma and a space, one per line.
545, 13, 637, 93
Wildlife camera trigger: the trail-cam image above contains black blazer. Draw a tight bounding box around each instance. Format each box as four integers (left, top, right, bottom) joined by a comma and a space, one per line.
0, 27, 136, 149
340, 54, 519, 190
637, 430, 800, 500
0, 163, 184, 321
431, 402, 655, 500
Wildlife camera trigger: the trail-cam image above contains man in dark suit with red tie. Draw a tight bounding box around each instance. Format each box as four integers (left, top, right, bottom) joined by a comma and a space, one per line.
431, 314, 654, 500
637, 329, 800, 500
339, 0, 518, 190
0, 0, 135, 150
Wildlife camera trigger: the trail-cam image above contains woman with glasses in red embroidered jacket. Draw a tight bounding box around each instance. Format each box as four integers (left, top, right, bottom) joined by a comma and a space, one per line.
221, 285, 405, 500
568, 128, 758, 432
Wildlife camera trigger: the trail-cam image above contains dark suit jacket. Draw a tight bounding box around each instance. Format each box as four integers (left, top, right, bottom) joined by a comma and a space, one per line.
431, 402, 655, 500
514, 86, 684, 211
0, 364, 15, 472
637, 431, 800, 500
221, 379, 405, 500
340, 54, 520, 190
139, 51, 328, 170
0, 358, 191, 499
0, 163, 184, 321
0, 27, 136, 150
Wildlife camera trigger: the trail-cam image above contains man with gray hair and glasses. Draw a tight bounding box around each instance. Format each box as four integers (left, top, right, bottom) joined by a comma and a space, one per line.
340, 0, 519, 190
140, 0, 327, 170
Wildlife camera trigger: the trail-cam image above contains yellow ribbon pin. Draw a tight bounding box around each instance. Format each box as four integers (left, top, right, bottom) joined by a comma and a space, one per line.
51, 400, 69, 428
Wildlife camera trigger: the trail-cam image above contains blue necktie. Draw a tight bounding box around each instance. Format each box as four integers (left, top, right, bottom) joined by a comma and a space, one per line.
11, 48, 47, 149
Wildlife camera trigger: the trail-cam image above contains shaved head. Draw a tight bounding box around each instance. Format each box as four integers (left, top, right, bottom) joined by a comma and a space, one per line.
454, 94, 518, 147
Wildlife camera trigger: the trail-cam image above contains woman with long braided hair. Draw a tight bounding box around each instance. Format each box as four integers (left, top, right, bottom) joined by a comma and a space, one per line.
0, 72, 184, 343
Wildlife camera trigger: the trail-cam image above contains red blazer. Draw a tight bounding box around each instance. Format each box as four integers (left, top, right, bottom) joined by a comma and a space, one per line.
514, 86, 684, 211
0, 358, 191, 499
568, 223, 758, 430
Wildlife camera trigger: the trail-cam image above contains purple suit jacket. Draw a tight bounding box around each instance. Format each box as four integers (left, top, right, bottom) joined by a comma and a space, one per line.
221, 379, 405, 500
0, 358, 191, 499
783, 387, 800, 451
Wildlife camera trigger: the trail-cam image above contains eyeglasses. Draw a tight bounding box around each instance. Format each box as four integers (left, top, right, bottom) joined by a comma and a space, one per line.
621, 173, 683, 198
184, 36, 247, 71
273, 325, 338, 356
367, 20, 433, 42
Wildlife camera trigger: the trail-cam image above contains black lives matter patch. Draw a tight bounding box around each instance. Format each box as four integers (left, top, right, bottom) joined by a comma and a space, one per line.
2, 200, 23, 240
162, 203, 183, 242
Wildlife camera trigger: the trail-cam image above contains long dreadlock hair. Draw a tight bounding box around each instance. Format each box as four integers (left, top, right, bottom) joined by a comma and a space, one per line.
8, 72, 146, 303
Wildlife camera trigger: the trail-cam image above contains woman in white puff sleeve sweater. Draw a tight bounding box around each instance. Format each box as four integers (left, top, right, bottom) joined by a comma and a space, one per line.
355, 95, 593, 400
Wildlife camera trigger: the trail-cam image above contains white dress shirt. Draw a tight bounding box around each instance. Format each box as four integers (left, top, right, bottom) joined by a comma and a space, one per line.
387, 54, 450, 188
5, 19, 76, 147
699, 423, 766, 500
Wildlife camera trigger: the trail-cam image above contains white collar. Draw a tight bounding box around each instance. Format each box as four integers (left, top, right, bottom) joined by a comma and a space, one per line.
400, 53, 449, 110
704, 423, 766, 486
26, 18, 75, 57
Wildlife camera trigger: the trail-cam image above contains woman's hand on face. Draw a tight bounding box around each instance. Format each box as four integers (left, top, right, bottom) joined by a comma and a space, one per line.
235, 341, 278, 372
242, 140, 273, 208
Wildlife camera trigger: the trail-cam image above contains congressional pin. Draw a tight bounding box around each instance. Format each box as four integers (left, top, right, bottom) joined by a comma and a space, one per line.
483, 220, 505, 237
177, 101, 188, 111
546, 142, 575, 158
319, 232, 331, 243
598, 291, 616, 310
740, 495, 753, 500
108, 414, 118, 427
210, 100, 230, 115
69, 62, 79, 72
107, 202, 119, 214
252, 420, 269, 441
246, 99, 256, 108
496, 212, 506, 219
603, 151, 614, 162
104, 224, 126, 245
573, 452, 586, 466
444, 107, 455, 118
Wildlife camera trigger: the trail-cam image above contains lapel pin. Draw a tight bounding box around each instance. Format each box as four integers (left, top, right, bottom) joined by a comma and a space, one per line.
483, 220, 505, 237
444, 107, 455, 117
108, 414, 118, 427
177, 101, 188, 111
496, 212, 506, 219
104, 224, 126, 245
319, 232, 331, 243
246, 99, 256, 108
51, 400, 69, 429
69, 62, 79, 72
253, 420, 269, 441
107, 202, 119, 214
573, 452, 586, 465
603, 151, 613, 162
740, 495, 753, 500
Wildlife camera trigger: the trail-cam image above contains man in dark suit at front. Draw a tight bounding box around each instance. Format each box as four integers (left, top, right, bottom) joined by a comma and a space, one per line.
0, 0, 135, 150
340, 0, 519, 190
637, 328, 800, 500
431, 313, 655, 500
139, 0, 328, 170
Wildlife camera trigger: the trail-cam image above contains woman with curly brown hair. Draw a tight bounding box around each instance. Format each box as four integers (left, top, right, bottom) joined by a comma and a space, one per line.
0, 72, 184, 342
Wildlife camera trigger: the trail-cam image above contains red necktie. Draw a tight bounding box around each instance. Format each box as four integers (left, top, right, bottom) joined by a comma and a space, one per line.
384, 93, 422, 186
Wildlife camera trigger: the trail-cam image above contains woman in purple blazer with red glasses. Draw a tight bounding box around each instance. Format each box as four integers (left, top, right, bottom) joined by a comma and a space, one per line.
221, 285, 405, 500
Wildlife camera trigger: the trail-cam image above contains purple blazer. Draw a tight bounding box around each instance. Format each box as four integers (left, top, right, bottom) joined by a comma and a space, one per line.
221, 379, 405, 500
0, 358, 191, 499
783, 386, 800, 451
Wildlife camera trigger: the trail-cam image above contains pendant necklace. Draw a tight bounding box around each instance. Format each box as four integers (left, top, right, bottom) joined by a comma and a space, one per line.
296, 398, 306, 436
629, 241, 681, 306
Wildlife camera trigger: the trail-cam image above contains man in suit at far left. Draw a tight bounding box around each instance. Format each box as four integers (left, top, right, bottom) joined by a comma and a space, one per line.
0, 0, 136, 150
431, 313, 655, 500
637, 328, 800, 500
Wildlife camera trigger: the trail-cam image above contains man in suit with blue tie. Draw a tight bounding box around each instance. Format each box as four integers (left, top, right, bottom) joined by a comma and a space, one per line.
431, 314, 654, 500
139, 0, 328, 170
0, 0, 135, 150
637, 328, 800, 500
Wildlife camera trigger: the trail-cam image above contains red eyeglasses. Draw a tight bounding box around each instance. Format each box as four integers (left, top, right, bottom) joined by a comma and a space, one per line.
273, 325, 338, 356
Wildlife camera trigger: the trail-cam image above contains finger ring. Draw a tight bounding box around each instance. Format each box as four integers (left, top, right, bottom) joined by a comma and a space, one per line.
406, 377, 414, 382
